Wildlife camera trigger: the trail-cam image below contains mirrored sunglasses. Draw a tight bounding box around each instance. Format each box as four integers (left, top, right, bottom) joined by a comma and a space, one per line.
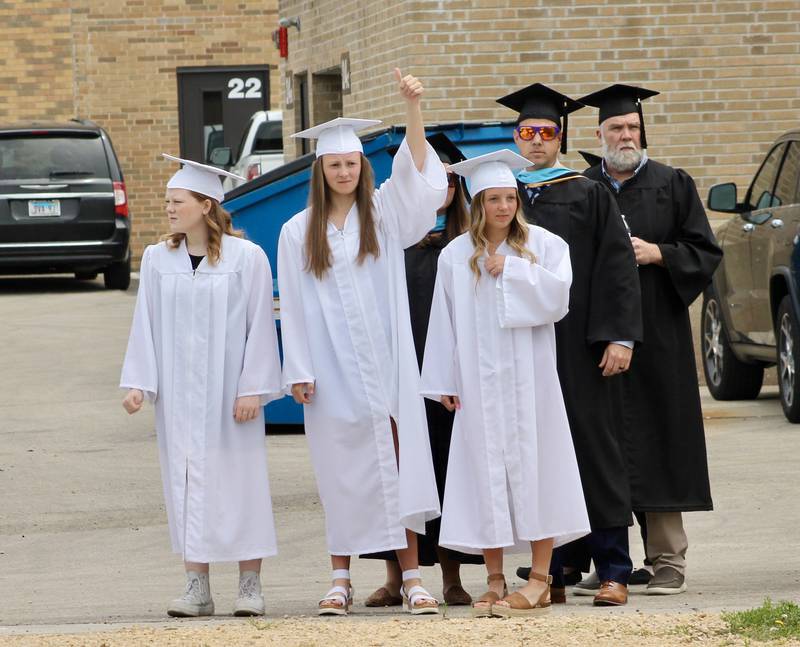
515, 125, 561, 141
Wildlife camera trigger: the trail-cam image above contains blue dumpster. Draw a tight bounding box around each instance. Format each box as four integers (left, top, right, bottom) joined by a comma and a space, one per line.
223, 121, 516, 426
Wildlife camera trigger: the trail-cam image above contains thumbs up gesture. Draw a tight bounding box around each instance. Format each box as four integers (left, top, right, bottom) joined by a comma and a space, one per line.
395, 68, 423, 105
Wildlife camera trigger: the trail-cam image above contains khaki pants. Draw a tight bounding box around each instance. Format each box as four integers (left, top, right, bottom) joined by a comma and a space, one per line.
644, 512, 688, 575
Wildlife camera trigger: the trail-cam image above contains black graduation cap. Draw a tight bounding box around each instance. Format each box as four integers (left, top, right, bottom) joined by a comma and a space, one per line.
388, 132, 470, 199
578, 150, 603, 168
387, 132, 466, 162
426, 132, 467, 165
578, 84, 660, 149
496, 83, 584, 154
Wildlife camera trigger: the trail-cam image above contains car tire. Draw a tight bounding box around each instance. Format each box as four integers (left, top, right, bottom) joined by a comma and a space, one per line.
776, 295, 800, 423
75, 271, 98, 280
701, 290, 763, 400
104, 257, 131, 291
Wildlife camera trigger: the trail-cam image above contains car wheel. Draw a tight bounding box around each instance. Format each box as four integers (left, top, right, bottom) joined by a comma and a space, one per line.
75, 271, 98, 280
776, 296, 800, 423
104, 257, 131, 291
701, 290, 763, 400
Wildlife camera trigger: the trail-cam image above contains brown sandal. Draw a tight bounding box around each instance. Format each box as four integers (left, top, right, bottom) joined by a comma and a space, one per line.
364, 586, 403, 608
471, 573, 507, 618
493, 571, 552, 617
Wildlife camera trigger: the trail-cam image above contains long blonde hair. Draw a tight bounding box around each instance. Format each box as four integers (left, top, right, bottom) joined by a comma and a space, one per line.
468, 189, 536, 281
162, 191, 242, 265
305, 154, 379, 279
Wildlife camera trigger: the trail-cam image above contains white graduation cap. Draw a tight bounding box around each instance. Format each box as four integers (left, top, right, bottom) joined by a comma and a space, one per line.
291, 117, 382, 157
162, 154, 245, 203
447, 149, 531, 196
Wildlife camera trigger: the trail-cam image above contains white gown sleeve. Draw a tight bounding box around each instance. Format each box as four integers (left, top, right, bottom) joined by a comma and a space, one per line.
373, 138, 448, 248
277, 223, 316, 393
236, 244, 284, 405
496, 230, 573, 329
420, 250, 459, 400
120, 245, 158, 402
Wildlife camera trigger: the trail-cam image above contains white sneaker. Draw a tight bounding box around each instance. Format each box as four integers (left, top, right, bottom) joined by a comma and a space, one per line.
234, 570, 265, 616
167, 571, 214, 617
572, 570, 601, 596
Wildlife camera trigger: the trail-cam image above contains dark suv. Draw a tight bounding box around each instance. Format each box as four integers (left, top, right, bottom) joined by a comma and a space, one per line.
703, 129, 800, 422
0, 120, 130, 289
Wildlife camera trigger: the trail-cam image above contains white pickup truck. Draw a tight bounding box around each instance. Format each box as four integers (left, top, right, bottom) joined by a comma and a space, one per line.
214, 110, 284, 191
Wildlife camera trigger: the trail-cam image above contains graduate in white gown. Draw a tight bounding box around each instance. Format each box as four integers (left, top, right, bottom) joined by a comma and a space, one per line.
120, 156, 283, 618
421, 150, 591, 618
277, 70, 447, 616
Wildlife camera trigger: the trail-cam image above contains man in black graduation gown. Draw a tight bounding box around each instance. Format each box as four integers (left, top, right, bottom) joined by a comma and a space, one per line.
497, 83, 643, 606
580, 84, 723, 595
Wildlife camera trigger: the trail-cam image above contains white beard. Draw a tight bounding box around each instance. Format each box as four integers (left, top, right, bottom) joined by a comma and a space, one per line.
602, 138, 643, 173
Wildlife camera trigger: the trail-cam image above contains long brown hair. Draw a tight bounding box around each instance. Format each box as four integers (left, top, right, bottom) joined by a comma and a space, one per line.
468, 189, 536, 281
305, 154, 379, 279
162, 191, 243, 265
443, 178, 469, 242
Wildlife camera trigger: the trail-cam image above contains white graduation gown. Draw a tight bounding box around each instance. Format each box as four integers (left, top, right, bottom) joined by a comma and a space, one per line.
120, 235, 283, 563
421, 225, 591, 554
277, 139, 447, 556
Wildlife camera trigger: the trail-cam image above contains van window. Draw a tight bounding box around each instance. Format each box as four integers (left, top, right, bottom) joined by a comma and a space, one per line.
0, 133, 110, 180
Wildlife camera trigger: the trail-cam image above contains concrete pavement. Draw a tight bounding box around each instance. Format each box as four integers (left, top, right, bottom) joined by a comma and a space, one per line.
0, 275, 798, 633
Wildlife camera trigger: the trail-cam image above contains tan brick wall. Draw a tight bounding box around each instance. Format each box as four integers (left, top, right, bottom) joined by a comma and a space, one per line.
2, 1, 280, 266
280, 0, 800, 212
0, 3, 75, 122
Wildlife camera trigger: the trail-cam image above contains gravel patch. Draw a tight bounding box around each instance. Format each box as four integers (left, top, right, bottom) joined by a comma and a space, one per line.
4, 612, 798, 647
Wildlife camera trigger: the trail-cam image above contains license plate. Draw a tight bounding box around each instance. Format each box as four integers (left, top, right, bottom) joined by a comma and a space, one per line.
28, 200, 61, 217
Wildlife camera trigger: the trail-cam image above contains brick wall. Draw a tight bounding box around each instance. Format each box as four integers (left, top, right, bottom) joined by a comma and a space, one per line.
279, 0, 800, 211
2, 1, 280, 266
0, 3, 74, 123
311, 72, 343, 141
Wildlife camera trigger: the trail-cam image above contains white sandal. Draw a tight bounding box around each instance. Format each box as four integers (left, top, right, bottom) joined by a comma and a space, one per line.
318, 569, 353, 616
401, 569, 439, 615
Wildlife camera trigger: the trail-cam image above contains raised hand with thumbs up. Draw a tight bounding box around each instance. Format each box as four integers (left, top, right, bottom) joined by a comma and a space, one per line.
394, 68, 428, 171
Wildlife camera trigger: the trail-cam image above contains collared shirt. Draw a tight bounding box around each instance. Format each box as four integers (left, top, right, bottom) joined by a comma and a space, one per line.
602, 150, 649, 193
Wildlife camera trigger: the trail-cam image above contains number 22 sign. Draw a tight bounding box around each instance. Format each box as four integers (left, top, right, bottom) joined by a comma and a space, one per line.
227, 77, 262, 99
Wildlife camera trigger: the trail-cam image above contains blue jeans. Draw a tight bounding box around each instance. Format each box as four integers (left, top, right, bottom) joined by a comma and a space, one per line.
550, 527, 632, 586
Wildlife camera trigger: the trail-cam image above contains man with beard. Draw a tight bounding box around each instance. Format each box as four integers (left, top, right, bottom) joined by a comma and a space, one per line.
497, 83, 642, 606
580, 84, 722, 595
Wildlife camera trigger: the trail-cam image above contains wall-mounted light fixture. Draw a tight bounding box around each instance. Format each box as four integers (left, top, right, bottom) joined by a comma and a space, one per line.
278, 16, 301, 32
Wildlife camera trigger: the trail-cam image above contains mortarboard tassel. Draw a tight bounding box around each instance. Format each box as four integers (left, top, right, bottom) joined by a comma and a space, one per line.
637, 98, 648, 149
561, 104, 568, 155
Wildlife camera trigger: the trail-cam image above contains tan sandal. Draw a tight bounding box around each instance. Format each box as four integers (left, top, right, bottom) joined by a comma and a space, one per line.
493, 571, 552, 617
471, 573, 507, 618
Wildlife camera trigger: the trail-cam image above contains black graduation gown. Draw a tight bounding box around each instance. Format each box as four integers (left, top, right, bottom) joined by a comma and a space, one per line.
361, 232, 482, 565
585, 160, 723, 512
519, 174, 643, 530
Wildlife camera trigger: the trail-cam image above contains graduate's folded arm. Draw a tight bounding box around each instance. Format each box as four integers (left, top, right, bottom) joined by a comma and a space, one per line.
496, 254, 571, 328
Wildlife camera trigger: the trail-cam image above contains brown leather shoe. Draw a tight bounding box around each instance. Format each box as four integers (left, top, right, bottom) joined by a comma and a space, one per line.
593, 580, 628, 606
550, 586, 567, 604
